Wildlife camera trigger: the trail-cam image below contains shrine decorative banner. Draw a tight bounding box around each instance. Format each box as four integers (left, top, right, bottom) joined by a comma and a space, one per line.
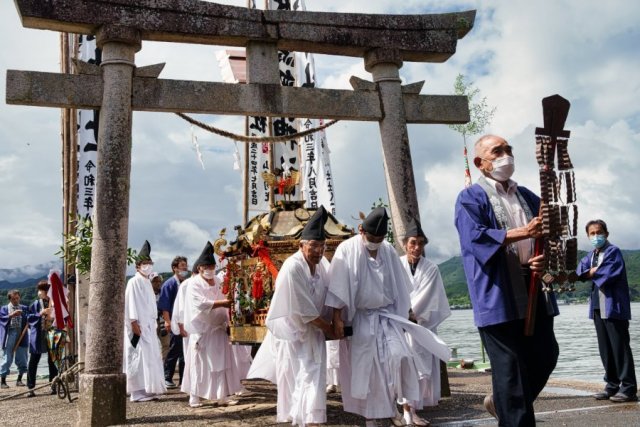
77, 35, 100, 220
295, 13, 336, 215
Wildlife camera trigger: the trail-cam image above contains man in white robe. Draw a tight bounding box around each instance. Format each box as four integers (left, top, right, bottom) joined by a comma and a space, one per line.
399, 217, 452, 425
181, 242, 243, 407
266, 206, 335, 426
327, 208, 450, 427
123, 240, 166, 402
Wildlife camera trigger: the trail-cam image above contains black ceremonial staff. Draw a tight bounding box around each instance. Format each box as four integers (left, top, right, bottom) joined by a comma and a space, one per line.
524, 94, 579, 336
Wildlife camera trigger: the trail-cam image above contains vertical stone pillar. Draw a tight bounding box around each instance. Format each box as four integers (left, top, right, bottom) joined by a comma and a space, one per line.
77, 25, 140, 427
245, 40, 280, 207
365, 48, 419, 244
246, 41, 280, 85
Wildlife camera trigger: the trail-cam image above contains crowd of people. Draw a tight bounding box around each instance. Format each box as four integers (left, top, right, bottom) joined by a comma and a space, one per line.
2, 133, 636, 427
0, 280, 64, 397
121, 205, 453, 426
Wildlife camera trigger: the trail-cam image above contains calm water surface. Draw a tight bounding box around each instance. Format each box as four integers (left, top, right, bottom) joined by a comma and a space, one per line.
439, 302, 640, 383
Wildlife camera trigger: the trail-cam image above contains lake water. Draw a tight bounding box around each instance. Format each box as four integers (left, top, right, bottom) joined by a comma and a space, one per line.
31, 305, 637, 384
438, 302, 640, 383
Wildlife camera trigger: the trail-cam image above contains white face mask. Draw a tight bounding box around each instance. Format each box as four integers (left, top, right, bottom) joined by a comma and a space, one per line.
364, 239, 382, 251
139, 265, 153, 276
202, 270, 216, 280
488, 155, 515, 182
178, 271, 190, 279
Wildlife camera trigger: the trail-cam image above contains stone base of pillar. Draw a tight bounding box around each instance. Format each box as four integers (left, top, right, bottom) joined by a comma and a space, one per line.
77, 373, 127, 426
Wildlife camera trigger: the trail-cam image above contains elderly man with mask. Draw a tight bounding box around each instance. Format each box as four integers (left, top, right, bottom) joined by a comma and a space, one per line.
454, 134, 559, 426
124, 241, 166, 402
398, 217, 451, 426
265, 206, 335, 426
327, 207, 449, 427
181, 241, 242, 408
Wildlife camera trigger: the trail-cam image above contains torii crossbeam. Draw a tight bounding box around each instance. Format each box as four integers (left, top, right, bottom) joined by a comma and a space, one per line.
6, 1, 475, 425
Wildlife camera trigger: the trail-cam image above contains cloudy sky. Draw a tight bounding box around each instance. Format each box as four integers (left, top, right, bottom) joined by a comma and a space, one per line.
1, 0, 639, 273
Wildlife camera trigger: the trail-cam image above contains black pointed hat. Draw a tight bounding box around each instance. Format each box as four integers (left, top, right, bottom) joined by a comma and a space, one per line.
362, 207, 389, 237
405, 216, 428, 243
194, 241, 216, 268
137, 240, 152, 262
301, 206, 328, 241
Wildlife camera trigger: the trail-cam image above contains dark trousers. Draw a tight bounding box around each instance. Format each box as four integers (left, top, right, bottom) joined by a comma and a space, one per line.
27, 351, 58, 390
163, 332, 184, 383
593, 309, 637, 397
479, 291, 559, 427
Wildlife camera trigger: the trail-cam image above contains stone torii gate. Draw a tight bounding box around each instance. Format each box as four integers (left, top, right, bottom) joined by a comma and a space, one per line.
6, 1, 474, 425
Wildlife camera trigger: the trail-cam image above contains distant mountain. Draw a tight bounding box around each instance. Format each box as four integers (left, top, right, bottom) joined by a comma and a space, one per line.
438, 249, 640, 306
0, 260, 61, 283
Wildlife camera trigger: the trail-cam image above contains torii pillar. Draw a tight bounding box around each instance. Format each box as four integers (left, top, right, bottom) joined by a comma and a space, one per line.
78, 26, 140, 426
365, 48, 418, 239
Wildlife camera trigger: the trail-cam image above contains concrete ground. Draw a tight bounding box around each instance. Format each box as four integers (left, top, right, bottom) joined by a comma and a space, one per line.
0, 369, 638, 426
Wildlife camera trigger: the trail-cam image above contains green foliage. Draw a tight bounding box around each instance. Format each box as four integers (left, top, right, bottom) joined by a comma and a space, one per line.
56, 216, 138, 275
371, 198, 394, 245
448, 74, 497, 143
439, 250, 640, 306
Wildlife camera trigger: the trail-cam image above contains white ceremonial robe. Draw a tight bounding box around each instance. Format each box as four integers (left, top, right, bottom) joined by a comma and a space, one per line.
216, 270, 253, 380
266, 250, 331, 426
326, 340, 342, 386
171, 276, 191, 353
326, 235, 450, 419
180, 274, 242, 401
123, 272, 166, 395
400, 255, 452, 408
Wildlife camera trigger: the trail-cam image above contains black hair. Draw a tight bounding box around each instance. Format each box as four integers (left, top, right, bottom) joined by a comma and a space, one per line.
171, 256, 187, 270
585, 219, 608, 235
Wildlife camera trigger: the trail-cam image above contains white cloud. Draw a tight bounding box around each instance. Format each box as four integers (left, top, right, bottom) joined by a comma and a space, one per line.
1, 0, 639, 273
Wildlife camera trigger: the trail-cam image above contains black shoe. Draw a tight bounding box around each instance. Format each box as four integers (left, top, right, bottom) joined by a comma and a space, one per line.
165, 380, 177, 389
609, 392, 638, 403
0, 382, 8, 389
27, 390, 35, 398
592, 391, 613, 400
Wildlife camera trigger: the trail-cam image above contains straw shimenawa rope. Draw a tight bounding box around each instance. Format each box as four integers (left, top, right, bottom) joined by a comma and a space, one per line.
175, 112, 339, 144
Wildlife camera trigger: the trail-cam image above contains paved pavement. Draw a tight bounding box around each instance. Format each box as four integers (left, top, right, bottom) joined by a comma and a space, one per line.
0, 369, 638, 426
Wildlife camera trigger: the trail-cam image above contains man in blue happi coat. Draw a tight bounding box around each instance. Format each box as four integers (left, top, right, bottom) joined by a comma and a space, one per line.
0, 289, 29, 388
26, 280, 58, 397
454, 134, 559, 426
577, 219, 637, 403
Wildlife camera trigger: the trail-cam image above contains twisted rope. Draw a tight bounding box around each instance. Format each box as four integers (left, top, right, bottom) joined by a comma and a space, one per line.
175, 113, 338, 144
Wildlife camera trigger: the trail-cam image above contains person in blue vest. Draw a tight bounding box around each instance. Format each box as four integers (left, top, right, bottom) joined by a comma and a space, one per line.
577, 219, 637, 403
0, 289, 29, 388
454, 134, 559, 426
26, 280, 58, 397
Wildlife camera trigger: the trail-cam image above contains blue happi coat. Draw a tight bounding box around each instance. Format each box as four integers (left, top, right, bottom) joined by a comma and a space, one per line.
0, 303, 29, 349
576, 242, 631, 320
454, 183, 559, 327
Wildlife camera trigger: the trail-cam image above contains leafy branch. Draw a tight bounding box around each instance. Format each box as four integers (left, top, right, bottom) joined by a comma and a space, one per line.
57, 216, 137, 275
